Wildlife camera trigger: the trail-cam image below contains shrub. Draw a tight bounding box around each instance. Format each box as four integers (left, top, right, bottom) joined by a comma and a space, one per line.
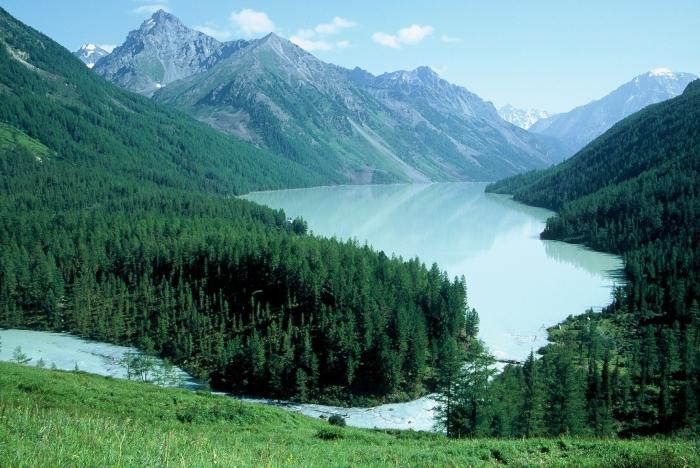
328, 414, 346, 427
316, 429, 343, 441
175, 402, 250, 424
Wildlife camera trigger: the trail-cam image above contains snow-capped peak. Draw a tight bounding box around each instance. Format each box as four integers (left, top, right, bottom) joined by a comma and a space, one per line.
78, 43, 100, 57
648, 67, 675, 78
73, 44, 110, 68
498, 105, 550, 130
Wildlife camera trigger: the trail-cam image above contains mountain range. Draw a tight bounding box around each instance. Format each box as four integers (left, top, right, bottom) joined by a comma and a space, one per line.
91, 10, 563, 183
76, 10, 697, 182
497, 105, 550, 130
529, 68, 698, 155
72, 43, 109, 68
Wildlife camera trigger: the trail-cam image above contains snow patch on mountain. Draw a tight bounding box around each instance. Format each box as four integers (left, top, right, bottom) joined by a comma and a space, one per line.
648, 67, 675, 78
530, 68, 698, 156
73, 43, 110, 68
498, 105, 550, 130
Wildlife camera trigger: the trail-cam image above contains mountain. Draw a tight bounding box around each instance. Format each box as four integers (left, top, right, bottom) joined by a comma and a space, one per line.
487, 80, 700, 434
0, 10, 319, 195
0, 7, 467, 405
94, 10, 247, 96
97, 12, 564, 183
338, 66, 565, 179
73, 43, 109, 68
530, 68, 698, 155
497, 104, 550, 130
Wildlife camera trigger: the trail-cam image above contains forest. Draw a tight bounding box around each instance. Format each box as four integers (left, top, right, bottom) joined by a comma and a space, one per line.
2, 4, 699, 439
0, 8, 467, 404
478, 79, 700, 436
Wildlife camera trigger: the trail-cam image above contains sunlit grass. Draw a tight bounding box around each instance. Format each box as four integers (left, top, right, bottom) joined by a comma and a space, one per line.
0, 363, 697, 467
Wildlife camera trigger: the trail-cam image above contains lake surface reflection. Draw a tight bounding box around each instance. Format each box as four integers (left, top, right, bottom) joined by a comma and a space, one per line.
245, 183, 623, 360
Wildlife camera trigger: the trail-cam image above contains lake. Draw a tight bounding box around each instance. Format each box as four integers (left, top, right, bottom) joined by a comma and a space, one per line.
245, 182, 623, 361
0, 183, 624, 432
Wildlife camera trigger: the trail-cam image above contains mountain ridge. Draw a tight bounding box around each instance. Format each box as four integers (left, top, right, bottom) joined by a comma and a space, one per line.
94, 10, 248, 97
498, 104, 550, 130
95, 11, 565, 183
530, 68, 698, 156
73, 43, 109, 68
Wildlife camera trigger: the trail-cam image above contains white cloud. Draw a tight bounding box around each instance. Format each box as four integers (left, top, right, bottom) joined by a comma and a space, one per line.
372, 32, 400, 48
397, 24, 434, 44
295, 28, 316, 40
98, 44, 117, 53
230, 9, 275, 36
194, 24, 233, 41
373, 24, 434, 48
290, 16, 356, 52
131, 4, 171, 15
290, 36, 333, 52
315, 17, 356, 35
440, 35, 462, 44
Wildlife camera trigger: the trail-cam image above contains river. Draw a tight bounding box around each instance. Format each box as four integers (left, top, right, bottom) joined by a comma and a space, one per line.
1, 183, 623, 432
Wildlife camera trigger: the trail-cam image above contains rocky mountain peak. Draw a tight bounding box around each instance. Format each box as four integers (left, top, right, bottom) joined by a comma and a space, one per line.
94, 11, 234, 96
530, 69, 698, 156
498, 105, 551, 130
73, 43, 109, 69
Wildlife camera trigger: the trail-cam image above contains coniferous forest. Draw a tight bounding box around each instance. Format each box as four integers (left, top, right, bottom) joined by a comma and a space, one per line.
0, 8, 467, 404
483, 80, 700, 436
1, 1, 699, 447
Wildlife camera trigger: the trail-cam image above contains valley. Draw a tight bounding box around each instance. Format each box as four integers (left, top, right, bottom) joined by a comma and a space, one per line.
245, 182, 622, 361
0, 1, 698, 464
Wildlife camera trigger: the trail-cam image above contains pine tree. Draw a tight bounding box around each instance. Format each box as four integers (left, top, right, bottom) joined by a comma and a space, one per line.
11, 346, 31, 364
545, 348, 586, 436
518, 350, 544, 436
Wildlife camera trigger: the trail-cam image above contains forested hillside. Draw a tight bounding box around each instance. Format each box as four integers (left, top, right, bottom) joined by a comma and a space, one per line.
0, 8, 468, 403
529, 69, 697, 156
96, 11, 563, 184
483, 80, 700, 435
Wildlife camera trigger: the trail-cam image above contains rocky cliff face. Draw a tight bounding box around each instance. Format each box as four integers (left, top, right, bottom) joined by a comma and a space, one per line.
530, 68, 698, 155
498, 105, 550, 130
73, 43, 109, 69
96, 11, 566, 183
94, 10, 247, 96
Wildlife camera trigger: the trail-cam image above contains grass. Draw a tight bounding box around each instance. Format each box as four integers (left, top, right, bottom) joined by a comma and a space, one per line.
0, 363, 698, 467
0, 121, 52, 159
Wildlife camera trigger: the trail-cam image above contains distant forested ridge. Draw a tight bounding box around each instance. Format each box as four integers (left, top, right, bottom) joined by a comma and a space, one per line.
482, 80, 700, 435
0, 8, 468, 404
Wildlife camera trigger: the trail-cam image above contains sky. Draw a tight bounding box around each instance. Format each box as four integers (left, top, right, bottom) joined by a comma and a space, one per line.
1, 0, 698, 113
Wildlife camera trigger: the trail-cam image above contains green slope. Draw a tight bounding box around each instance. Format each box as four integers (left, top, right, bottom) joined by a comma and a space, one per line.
0, 8, 468, 404
153, 32, 562, 184
0, 8, 323, 195
485, 80, 700, 434
1, 363, 696, 467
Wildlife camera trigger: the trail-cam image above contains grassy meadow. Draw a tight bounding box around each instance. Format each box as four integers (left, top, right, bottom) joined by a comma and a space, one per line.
0, 363, 697, 467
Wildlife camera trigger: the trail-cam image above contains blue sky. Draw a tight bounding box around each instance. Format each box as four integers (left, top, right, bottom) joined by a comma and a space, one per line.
2, 0, 698, 113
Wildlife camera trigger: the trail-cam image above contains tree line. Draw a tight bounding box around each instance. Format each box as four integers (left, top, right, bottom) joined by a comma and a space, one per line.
0, 8, 469, 405
471, 79, 700, 436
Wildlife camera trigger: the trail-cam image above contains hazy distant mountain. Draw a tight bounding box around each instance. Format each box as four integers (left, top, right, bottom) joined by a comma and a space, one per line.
498, 105, 550, 130
73, 43, 109, 69
530, 68, 698, 155
93, 10, 246, 96
340, 66, 564, 177
97, 11, 565, 183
